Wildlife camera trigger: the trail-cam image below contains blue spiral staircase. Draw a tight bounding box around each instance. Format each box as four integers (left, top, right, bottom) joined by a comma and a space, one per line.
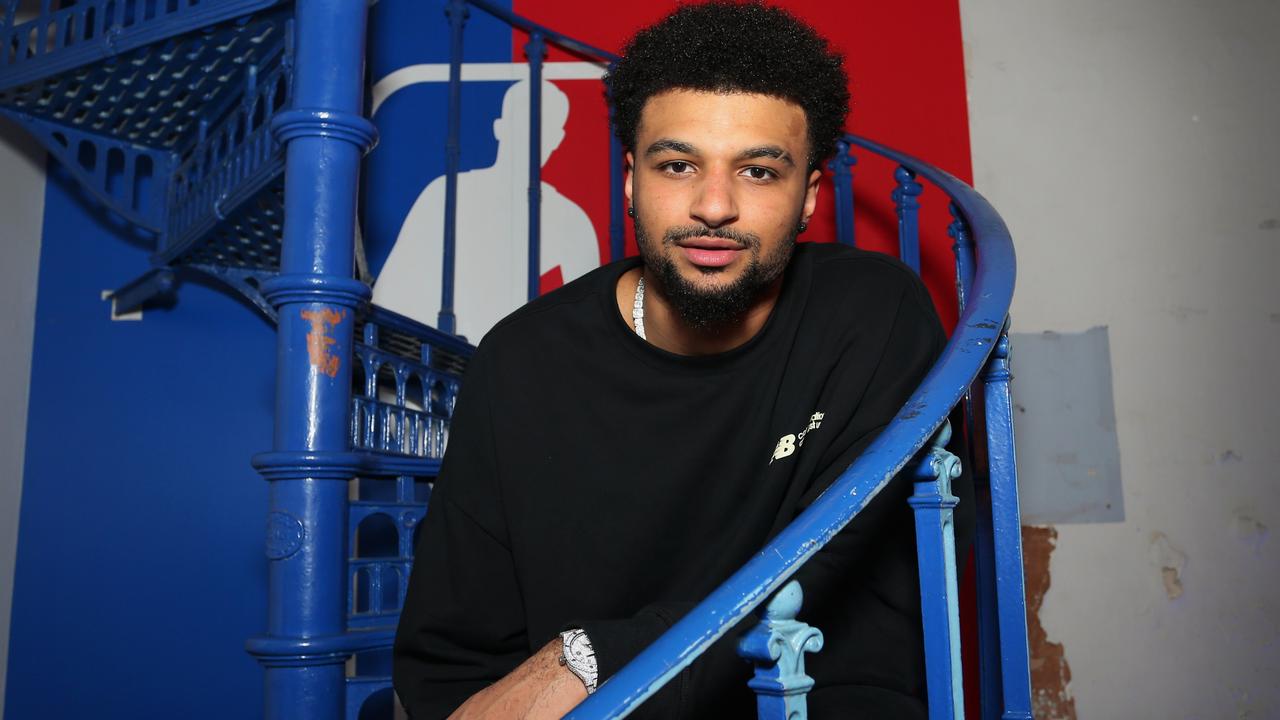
0, 0, 1031, 718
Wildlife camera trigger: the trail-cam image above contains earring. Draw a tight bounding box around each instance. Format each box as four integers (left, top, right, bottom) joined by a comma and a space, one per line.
798, 220, 808, 233
627, 207, 635, 218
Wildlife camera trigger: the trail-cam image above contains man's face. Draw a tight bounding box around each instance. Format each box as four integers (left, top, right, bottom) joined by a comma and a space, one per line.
625, 90, 821, 328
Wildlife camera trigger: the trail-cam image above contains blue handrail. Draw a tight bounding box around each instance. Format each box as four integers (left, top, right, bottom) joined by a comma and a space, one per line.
567, 135, 1017, 717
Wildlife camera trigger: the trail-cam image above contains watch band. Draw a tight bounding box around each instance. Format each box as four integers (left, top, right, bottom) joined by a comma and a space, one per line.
559, 628, 598, 694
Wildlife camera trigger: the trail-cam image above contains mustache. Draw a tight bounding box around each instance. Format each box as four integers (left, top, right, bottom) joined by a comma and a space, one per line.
662, 225, 761, 249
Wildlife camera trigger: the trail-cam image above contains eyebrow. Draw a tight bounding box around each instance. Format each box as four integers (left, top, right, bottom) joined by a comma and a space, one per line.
644, 138, 696, 156
737, 145, 794, 167
643, 138, 795, 168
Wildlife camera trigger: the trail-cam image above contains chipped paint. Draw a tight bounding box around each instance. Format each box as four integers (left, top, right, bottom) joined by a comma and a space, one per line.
300, 308, 347, 378
1149, 532, 1188, 600
1023, 526, 1077, 720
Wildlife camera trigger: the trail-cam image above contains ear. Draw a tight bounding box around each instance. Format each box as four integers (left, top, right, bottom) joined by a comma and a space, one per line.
624, 151, 635, 208
802, 168, 822, 222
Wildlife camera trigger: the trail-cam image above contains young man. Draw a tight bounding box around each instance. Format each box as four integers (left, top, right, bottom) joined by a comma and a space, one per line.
394, 3, 972, 718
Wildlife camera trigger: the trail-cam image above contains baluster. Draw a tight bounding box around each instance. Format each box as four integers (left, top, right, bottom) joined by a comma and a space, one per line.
972, 458, 1002, 720
947, 201, 1000, 716
439, 0, 468, 334
737, 580, 824, 720
608, 128, 624, 262
828, 138, 856, 246
983, 328, 1033, 719
893, 165, 923, 274
908, 421, 965, 719
526, 31, 546, 302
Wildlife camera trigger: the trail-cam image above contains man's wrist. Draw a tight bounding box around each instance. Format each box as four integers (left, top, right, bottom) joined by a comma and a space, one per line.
558, 628, 599, 694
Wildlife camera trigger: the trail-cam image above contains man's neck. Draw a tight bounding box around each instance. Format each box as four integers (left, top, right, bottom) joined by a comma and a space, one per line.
615, 267, 783, 356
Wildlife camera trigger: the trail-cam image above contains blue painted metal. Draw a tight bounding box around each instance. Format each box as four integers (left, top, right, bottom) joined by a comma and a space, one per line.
949, 206, 1002, 718
526, 31, 544, 301
0, 0, 283, 92
827, 137, 856, 246
950, 203, 975, 314
567, 132, 1017, 719
0, 110, 171, 232
982, 329, 1034, 720
893, 165, 924, 273
737, 580, 825, 720
609, 128, 624, 261
438, 0, 467, 335
0, 0, 296, 317
908, 421, 965, 720
244, 0, 377, 716
160, 53, 293, 268
465, 0, 618, 61
108, 266, 176, 316
972, 465, 1003, 720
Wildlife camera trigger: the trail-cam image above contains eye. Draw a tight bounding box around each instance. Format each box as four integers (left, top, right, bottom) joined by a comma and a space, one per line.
660, 160, 695, 176
741, 166, 778, 181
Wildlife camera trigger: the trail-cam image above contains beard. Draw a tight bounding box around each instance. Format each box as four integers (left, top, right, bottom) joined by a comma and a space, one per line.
634, 218, 797, 330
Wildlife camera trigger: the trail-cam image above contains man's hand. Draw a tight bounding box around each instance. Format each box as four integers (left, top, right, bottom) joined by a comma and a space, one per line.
447, 638, 589, 719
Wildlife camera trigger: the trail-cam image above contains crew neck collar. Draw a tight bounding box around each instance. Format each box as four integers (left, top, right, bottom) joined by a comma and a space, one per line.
599, 245, 813, 372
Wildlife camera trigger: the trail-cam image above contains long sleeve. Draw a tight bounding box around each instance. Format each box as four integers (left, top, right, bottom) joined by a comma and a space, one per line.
394, 347, 529, 719
794, 275, 972, 717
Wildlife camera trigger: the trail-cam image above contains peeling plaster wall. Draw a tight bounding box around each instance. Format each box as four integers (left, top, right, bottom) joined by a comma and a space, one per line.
0, 119, 45, 720
959, 0, 1280, 716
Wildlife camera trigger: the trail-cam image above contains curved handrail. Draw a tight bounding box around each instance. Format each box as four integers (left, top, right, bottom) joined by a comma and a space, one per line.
466, 0, 619, 62
567, 134, 1016, 718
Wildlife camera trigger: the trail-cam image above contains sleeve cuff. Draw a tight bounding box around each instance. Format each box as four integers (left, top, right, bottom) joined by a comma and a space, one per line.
565, 610, 675, 682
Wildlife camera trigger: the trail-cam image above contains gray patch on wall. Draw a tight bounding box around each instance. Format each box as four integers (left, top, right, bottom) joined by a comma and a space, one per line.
1010, 327, 1124, 523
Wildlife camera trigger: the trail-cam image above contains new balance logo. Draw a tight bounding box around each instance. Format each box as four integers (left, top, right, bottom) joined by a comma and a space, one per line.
770, 411, 825, 464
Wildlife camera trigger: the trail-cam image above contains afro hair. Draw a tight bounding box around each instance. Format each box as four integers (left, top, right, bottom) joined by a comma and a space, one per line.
605, 2, 850, 171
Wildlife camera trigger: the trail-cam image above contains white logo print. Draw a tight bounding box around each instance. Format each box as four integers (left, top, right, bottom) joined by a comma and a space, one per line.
770, 411, 825, 464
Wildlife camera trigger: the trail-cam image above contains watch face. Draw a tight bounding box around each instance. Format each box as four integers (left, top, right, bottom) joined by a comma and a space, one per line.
567, 633, 596, 667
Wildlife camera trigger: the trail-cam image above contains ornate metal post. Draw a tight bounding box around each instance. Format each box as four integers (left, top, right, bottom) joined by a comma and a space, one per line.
737, 580, 825, 720
828, 138, 856, 246
526, 30, 545, 301
893, 165, 924, 274
439, 0, 467, 334
608, 127, 625, 262
951, 204, 1002, 717
983, 328, 1034, 720
247, 0, 377, 717
908, 421, 965, 719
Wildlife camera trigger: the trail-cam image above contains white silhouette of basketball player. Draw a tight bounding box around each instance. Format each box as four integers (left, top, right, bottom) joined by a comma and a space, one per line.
373, 79, 599, 341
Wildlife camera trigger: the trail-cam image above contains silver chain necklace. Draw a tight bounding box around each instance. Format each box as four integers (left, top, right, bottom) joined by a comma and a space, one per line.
632, 275, 646, 340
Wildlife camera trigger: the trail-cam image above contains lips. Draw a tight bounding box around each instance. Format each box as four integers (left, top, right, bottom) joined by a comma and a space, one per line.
677, 237, 745, 268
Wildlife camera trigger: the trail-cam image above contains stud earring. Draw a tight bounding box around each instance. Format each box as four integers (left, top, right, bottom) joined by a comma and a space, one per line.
798, 220, 808, 233
627, 207, 635, 218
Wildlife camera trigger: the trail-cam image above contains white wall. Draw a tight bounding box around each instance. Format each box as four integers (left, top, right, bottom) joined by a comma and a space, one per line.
0, 116, 46, 717
960, 0, 1280, 716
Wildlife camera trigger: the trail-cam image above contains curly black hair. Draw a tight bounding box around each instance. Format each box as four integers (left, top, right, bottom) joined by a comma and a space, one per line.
605, 2, 849, 171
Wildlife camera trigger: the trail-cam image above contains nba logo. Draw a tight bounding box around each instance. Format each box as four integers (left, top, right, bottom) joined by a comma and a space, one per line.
363, 0, 617, 342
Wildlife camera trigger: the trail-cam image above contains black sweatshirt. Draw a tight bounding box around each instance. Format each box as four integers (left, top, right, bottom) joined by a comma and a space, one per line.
393, 242, 974, 719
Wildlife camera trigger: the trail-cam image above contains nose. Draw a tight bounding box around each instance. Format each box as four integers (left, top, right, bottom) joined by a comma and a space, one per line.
689, 168, 739, 228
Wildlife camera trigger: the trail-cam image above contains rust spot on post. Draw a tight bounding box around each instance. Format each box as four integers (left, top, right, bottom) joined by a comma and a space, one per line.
1023, 525, 1077, 720
300, 308, 347, 378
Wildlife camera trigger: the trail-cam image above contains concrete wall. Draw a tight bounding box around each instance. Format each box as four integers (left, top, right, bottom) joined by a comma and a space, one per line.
0, 118, 45, 720
960, 0, 1279, 716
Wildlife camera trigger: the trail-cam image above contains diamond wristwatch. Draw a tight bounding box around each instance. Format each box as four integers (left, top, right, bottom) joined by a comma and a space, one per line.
558, 628, 598, 694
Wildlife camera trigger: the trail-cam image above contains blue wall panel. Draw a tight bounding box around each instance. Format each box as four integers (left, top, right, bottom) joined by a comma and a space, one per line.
5, 166, 272, 719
